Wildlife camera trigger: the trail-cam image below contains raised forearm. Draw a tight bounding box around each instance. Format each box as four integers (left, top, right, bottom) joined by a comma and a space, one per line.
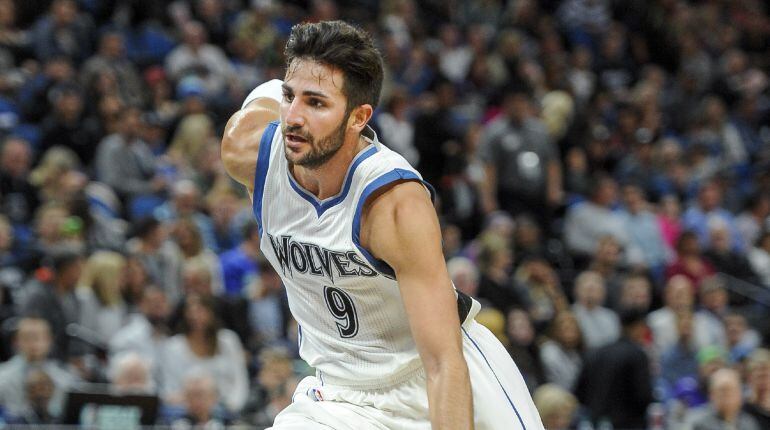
426, 356, 474, 430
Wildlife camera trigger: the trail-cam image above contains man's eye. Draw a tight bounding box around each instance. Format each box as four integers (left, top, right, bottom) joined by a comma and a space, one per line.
283, 93, 294, 102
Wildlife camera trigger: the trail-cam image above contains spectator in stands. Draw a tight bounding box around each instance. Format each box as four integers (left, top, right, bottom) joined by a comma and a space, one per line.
79, 30, 144, 108
95, 106, 166, 204
478, 85, 563, 224
657, 194, 684, 255
619, 183, 670, 271
170, 371, 231, 428
155, 180, 217, 250
695, 276, 729, 343
532, 383, 578, 430
30, 0, 93, 64
615, 273, 652, 313
563, 175, 632, 260
539, 311, 583, 391
164, 20, 233, 99
513, 257, 569, 330
476, 234, 523, 312
109, 286, 169, 388
587, 235, 627, 305
689, 368, 760, 430
248, 259, 289, 349
648, 275, 721, 353
244, 346, 296, 427
744, 349, 770, 428
0, 317, 75, 419
447, 256, 480, 300
170, 218, 222, 294
682, 180, 745, 253
724, 312, 760, 364
19, 250, 84, 361
38, 83, 100, 166
219, 221, 260, 298
0, 136, 38, 225
666, 231, 716, 289
704, 220, 758, 283
126, 217, 182, 303
5, 366, 59, 424
659, 310, 700, 393
736, 194, 770, 247
161, 294, 248, 413
109, 351, 154, 395
76, 250, 128, 344
571, 271, 620, 350
575, 308, 654, 430
505, 308, 544, 392
748, 231, 770, 287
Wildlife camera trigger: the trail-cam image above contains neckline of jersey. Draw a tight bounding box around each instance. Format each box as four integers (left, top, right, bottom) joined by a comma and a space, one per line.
286, 140, 379, 217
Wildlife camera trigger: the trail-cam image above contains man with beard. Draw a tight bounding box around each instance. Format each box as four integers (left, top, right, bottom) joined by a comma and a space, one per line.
220, 20, 543, 430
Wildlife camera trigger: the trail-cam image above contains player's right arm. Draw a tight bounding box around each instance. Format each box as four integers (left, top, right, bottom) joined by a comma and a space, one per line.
221, 88, 281, 194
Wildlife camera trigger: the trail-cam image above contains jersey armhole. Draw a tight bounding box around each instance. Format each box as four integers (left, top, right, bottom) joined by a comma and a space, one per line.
252, 120, 280, 238
351, 168, 435, 280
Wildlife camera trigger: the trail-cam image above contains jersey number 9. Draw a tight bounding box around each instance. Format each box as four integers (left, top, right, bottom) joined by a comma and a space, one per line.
324, 286, 359, 338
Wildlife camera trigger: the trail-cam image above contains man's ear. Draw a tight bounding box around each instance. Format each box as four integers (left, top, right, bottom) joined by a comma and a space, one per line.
348, 104, 374, 132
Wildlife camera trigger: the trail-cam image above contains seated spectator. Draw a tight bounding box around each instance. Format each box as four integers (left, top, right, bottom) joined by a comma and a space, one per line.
243, 347, 297, 427
19, 249, 85, 361
161, 294, 248, 413
659, 311, 700, 394
648, 275, 722, 353
30, 0, 93, 64
666, 231, 716, 290
736, 194, 770, 248
575, 308, 654, 430
109, 351, 154, 395
704, 220, 759, 283
532, 383, 578, 430
164, 21, 234, 99
695, 276, 729, 346
94, 106, 165, 204
170, 371, 231, 428
682, 180, 745, 253
618, 183, 670, 271
513, 258, 569, 330
539, 311, 583, 391
505, 308, 544, 392
563, 175, 632, 260
155, 179, 217, 252
6, 366, 59, 424
76, 250, 129, 344
571, 271, 620, 349
170, 218, 223, 294
614, 273, 652, 313
744, 349, 770, 428
38, 83, 99, 166
475, 234, 524, 312
0, 136, 39, 226
688, 368, 760, 430
109, 286, 170, 389
748, 231, 770, 287
0, 317, 75, 419
657, 194, 684, 255
587, 235, 627, 301
219, 221, 261, 298
248, 260, 289, 350
724, 312, 760, 364
126, 217, 182, 304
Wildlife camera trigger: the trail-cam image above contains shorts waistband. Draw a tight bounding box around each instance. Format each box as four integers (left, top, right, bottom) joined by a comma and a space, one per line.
316, 362, 425, 390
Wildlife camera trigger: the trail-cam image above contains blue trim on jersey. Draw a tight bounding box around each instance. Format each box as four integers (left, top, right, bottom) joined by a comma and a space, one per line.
351, 168, 435, 280
287, 145, 379, 217
252, 121, 279, 238
298, 324, 303, 349
462, 327, 527, 430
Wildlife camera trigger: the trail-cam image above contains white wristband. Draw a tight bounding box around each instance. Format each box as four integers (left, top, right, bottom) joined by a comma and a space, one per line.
242, 79, 284, 109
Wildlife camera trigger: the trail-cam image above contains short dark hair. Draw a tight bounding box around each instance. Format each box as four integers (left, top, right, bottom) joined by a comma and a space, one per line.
285, 20, 384, 110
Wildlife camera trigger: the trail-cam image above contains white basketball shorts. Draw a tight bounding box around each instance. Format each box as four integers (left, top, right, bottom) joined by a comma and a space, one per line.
267, 319, 544, 429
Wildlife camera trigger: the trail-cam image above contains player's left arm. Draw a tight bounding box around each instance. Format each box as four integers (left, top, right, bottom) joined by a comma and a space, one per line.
363, 181, 473, 430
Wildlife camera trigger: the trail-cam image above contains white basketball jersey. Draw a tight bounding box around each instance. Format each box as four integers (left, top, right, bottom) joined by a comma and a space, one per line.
252, 121, 477, 388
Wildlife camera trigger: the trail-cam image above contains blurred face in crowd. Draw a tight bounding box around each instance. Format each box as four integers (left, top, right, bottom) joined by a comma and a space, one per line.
183, 21, 207, 49
140, 287, 169, 324
748, 352, 770, 394
112, 355, 152, 393
677, 233, 701, 257
184, 375, 218, 422
0, 0, 15, 27
51, 0, 77, 25
25, 368, 54, 412
184, 296, 215, 333
594, 236, 622, 267
699, 182, 722, 211
622, 185, 646, 213
593, 178, 618, 207
725, 314, 748, 347
659, 195, 681, 219
182, 265, 213, 296
100, 33, 124, 59
708, 225, 731, 253
55, 91, 83, 121
575, 272, 605, 309
507, 309, 534, 346
620, 276, 652, 311
665, 275, 694, 312
700, 284, 728, 313
710, 369, 743, 419
0, 138, 31, 178
16, 318, 52, 362
35, 205, 68, 244
553, 313, 581, 349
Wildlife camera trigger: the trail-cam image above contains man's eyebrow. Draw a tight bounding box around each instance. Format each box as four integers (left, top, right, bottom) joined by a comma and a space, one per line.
281, 84, 330, 99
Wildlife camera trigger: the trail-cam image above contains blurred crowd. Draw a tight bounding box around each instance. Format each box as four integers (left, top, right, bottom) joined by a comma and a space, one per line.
1, 0, 770, 428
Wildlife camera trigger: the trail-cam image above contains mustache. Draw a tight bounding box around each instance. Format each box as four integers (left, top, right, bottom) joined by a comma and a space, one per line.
282, 125, 313, 140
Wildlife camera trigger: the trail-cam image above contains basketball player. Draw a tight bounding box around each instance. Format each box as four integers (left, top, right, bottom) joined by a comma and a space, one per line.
221, 21, 544, 430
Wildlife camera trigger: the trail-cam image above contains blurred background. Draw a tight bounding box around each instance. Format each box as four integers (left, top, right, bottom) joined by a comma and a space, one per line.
0, 0, 770, 429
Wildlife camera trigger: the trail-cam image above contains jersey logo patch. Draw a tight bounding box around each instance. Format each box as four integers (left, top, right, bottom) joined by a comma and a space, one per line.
267, 234, 378, 283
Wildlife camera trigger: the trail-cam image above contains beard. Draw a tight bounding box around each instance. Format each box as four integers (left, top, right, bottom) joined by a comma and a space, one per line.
282, 113, 350, 169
